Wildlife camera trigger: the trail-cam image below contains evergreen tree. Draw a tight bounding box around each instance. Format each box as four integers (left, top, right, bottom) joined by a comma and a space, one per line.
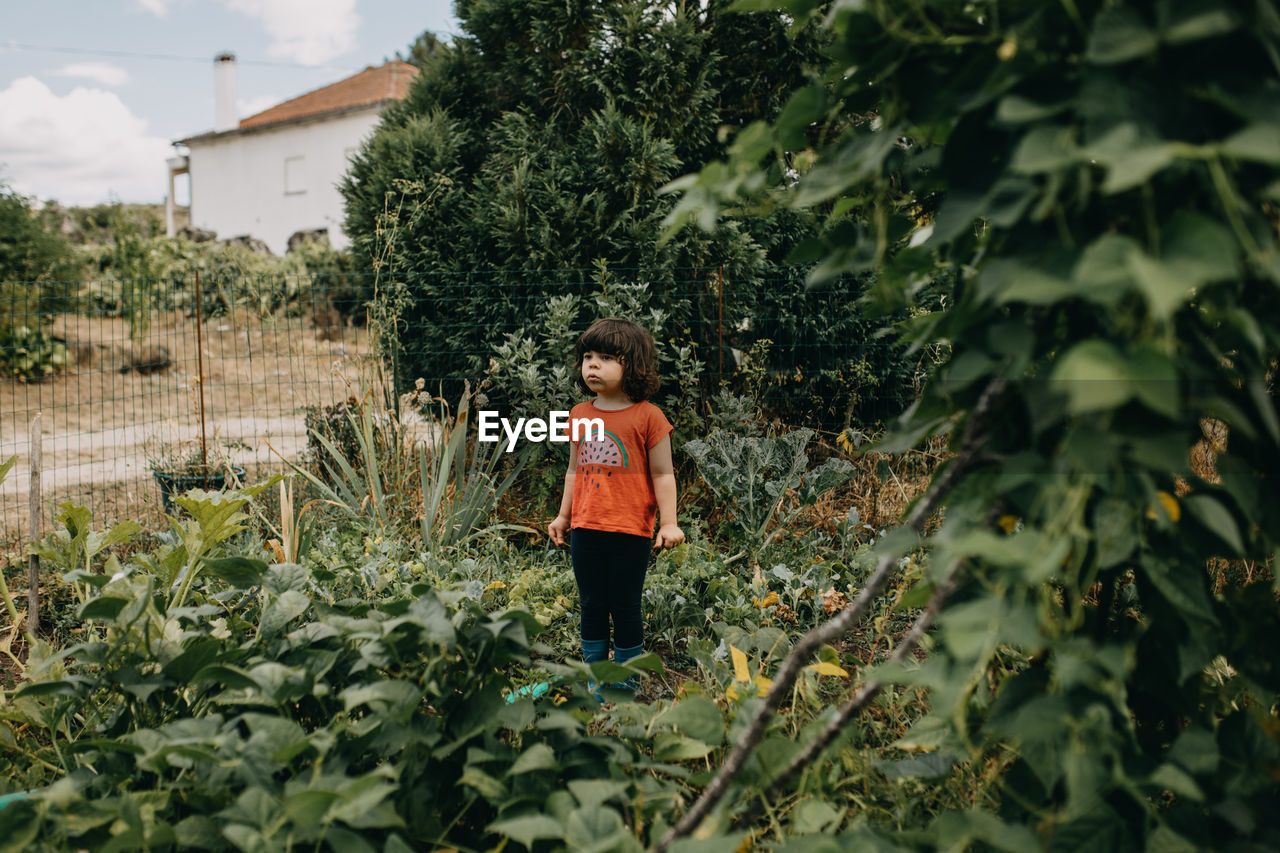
341, 1, 844, 409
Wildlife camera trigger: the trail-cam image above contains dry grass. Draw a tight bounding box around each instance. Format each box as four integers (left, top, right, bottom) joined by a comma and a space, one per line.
1185, 418, 1274, 590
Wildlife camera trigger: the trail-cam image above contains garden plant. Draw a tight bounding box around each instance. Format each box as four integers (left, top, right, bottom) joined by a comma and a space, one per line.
1, 0, 1278, 850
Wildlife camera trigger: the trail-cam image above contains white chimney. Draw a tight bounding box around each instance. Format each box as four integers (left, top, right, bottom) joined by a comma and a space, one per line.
214, 52, 237, 132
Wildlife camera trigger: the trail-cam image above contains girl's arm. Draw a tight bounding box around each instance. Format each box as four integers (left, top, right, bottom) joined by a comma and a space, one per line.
648, 436, 685, 549
548, 441, 578, 546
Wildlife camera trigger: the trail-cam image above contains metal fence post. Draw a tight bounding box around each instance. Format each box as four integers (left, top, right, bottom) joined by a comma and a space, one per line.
27, 412, 41, 637
193, 271, 210, 483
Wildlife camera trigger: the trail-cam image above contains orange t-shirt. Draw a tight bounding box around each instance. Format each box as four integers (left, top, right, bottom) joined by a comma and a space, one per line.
569, 399, 674, 538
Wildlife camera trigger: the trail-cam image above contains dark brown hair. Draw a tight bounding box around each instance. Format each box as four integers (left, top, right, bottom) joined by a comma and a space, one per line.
573, 317, 661, 401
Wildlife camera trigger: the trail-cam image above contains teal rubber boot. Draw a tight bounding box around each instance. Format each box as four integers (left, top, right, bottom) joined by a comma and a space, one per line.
583, 638, 609, 703
611, 643, 643, 692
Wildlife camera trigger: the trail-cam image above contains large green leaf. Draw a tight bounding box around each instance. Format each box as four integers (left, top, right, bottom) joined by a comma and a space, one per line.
563, 804, 633, 853
653, 732, 714, 762
203, 556, 268, 588
78, 596, 131, 621
340, 681, 422, 723
1093, 499, 1139, 568
1011, 125, 1081, 173
508, 742, 557, 775
1086, 6, 1158, 64
1141, 556, 1217, 623
1086, 124, 1177, 194
1126, 252, 1199, 323
873, 751, 959, 780
1221, 123, 1280, 164
0, 800, 40, 853
787, 798, 843, 834
1161, 5, 1238, 43
567, 780, 630, 810
259, 590, 311, 638
654, 697, 725, 746
1051, 341, 1132, 414
1183, 493, 1246, 555
776, 85, 826, 151
1072, 235, 1140, 300
488, 814, 565, 848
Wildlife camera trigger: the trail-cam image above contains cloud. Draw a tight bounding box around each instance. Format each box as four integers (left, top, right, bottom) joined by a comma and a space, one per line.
227, 0, 360, 66
136, 0, 173, 15
0, 77, 172, 204
54, 63, 131, 87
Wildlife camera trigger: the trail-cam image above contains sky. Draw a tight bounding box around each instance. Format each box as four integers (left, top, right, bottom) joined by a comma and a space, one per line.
0, 0, 459, 206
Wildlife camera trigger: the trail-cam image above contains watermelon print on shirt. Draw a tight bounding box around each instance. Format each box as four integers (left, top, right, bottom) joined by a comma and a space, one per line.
569, 400, 673, 538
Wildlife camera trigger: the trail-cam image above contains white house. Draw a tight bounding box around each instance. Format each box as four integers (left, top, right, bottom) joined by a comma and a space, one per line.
167, 55, 418, 255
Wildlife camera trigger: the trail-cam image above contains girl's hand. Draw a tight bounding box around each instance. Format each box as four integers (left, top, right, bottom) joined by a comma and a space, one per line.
548, 514, 571, 547
654, 524, 685, 550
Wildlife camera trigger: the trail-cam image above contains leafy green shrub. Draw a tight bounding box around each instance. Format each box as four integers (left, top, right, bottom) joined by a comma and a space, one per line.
0, 443, 1007, 849
339, 1, 924, 430
0, 184, 81, 289
683, 427, 854, 562
0, 183, 81, 378
79, 229, 358, 321
664, 0, 1280, 848
0, 491, 688, 852
0, 324, 67, 380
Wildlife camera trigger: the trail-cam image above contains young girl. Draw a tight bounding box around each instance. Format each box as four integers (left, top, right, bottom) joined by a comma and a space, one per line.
547, 318, 684, 689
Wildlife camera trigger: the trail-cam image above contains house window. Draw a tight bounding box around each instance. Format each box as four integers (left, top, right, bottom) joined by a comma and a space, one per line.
284, 156, 306, 195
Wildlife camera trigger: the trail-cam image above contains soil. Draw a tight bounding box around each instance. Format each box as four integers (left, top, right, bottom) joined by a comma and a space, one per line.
1, 309, 372, 548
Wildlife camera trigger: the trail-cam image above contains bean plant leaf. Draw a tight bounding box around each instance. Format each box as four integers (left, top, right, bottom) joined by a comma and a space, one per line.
1221, 123, 1280, 164
567, 780, 630, 810
341, 681, 422, 723
1011, 125, 1081, 174
1162, 6, 1238, 43
654, 732, 714, 762
161, 637, 222, 682
78, 596, 130, 621
259, 590, 311, 638
508, 743, 557, 775
873, 751, 959, 780
564, 805, 630, 851
1051, 341, 1131, 414
1086, 6, 1159, 64
203, 556, 268, 588
776, 85, 826, 150
1182, 494, 1246, 556
488, 814, 565, 848
655, 697, 725, 746
0, 800, 41, 853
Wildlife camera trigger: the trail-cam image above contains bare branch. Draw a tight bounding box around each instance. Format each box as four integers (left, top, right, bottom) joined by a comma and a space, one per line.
655, 378, 1002, 853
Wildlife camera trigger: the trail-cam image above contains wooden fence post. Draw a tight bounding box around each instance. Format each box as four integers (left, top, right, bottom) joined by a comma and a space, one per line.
28, 412, 41, 637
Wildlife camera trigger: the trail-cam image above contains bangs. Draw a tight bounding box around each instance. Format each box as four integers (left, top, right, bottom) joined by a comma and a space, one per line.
576, 322, 636, 359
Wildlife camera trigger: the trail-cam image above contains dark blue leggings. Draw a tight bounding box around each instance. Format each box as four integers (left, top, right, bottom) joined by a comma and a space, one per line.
570, 527, 651, 649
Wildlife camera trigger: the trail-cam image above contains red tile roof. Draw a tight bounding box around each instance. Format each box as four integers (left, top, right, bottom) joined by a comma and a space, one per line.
237, 60, 418, 131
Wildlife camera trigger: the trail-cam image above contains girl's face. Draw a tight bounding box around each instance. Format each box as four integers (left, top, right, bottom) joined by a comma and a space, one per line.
581, 349, 624, 396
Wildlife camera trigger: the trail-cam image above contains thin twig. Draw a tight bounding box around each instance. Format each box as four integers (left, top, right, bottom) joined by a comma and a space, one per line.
655, 378, 1003, 852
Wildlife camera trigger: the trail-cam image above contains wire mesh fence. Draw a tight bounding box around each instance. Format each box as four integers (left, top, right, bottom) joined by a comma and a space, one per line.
1, 267, 920, 547
1, 272, 371, 546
